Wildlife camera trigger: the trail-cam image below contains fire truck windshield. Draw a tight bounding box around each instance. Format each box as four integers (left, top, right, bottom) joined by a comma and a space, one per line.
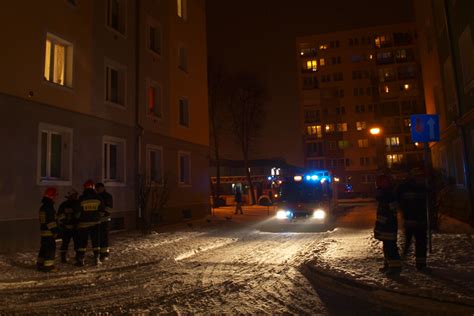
279, 181, 328, 203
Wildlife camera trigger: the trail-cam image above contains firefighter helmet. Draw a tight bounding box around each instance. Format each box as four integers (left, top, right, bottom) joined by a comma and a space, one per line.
83, 180, 95, 190
43, 187, 58, 200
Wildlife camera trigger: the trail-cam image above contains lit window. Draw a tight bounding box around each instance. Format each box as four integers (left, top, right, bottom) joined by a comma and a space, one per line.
306, 125, 322, 137
105, 62, 126, 106
325, 124, 335, 133
146, 145, 163, 184
103, 136, 126, 183
44, 34, 73, 87
403, 83, 410, 90
148, 24, 162, 55
356, 121, 367, 131
107, 0, 126, 34
177, 0, 187, 19
319, 44, 328, 50
384, 85, 390, 93
337, 123, 348, 132
38, 123, 73, 184
385, 137, 400, 150
319, 58, 325, 66
338, 140, 350, 149
386, 154, 403, 168
147, 82, 162, 118
179, 97, 189, 127
178, 151, 191, 185
178, 46, 188, 72
358, 139, 369, 148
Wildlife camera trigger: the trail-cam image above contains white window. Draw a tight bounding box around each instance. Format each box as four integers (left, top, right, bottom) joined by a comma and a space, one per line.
386, 154, 403, 168
177, 0, 187, 20
105, 61, 126, 106
44, 33, 73, 87
178, 46, 188, 72
148, 22, 162, 55
107, 0, 126, 35
306, 125, 322, 137
178, 151, 191, 185
356, 121, 367, 131
147, 81, 162, 118
37, 123, 73, 185
458, 26, 474, 91
358, 139, 369, 148
103, 136, 126, 185
179, 97, 189, 127
146, 145, 163, 184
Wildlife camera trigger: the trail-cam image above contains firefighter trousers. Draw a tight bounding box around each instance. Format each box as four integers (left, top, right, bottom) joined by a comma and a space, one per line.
403, 224, 427, 268
382, 240, 402, 271
60, 229, 77, 254
37, 236, 56, 270
99, 221, 110, 258
75, 225, 100, 260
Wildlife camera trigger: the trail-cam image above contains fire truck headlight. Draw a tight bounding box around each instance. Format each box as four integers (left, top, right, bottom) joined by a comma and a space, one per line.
313, 209, 326, 220
276, 210, 293, 219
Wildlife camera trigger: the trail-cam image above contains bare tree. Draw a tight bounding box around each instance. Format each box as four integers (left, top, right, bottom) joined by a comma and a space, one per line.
228, 73, 266, 205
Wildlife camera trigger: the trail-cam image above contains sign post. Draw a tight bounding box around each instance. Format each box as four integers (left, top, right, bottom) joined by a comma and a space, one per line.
410, 114, 440, 254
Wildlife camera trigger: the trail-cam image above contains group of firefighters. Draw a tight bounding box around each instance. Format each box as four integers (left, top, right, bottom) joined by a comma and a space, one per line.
37, 180, 113, 272
374, 166, 430, 277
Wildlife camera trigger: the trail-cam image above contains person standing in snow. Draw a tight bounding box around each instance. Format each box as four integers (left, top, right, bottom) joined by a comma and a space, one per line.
397, 167, 429, 272
75, 180, 104, 266
96, 182, 113, 261
374, 173, 401, 277
57, 189, 81, 263
37, 187, 60, 272
234, 188, 243, 215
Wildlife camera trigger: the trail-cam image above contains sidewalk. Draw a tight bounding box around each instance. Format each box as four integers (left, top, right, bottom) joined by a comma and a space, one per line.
303, 213, 474, 314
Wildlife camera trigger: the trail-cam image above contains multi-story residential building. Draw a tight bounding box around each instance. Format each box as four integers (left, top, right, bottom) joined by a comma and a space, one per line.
415, 0, 474, 225
0, 0, 209, 251
297, 23, 425, 196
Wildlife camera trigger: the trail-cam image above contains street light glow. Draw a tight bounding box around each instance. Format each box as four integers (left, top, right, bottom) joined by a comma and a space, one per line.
370, 127, 381, 135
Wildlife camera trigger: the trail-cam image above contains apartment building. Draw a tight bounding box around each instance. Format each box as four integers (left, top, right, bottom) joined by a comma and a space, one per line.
0, 0, 209, 250
297, 23, 425, 196
415, 0, 474, 224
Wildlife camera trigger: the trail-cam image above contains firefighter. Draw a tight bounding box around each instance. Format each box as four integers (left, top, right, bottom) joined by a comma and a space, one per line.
75, 180, 104, 266
374, 174, 402, 277
397, 167, 429, 272
57, 189, 80, 263
95, 182, 113, 261
37, 187, 60, 272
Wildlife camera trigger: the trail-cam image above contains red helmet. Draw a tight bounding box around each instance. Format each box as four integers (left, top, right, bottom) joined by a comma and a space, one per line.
376, 175, 392, 190
43, 187, 58, 200
83, 180, 95, 190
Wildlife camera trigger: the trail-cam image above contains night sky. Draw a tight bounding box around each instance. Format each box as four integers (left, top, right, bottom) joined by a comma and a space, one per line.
206, 0, 414, 166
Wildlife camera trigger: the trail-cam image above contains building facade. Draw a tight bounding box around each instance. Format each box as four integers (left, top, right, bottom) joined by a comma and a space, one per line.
0, 0, 209, 251
415, 0, 474, 224
297, 23, 425, 196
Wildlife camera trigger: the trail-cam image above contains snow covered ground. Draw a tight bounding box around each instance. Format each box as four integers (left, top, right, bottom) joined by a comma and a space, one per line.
1, 204, 473, 315
306, 203, 474, 312
0, 206, 329, 314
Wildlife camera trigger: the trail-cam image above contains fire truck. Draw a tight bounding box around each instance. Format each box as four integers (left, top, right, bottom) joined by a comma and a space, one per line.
262, 170, 337, 231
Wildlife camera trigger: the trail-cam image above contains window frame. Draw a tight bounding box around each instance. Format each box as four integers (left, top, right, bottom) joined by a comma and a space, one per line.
179, 96, 189, 127
177, 0, 188, 20
37, 123, 73, 186
102, 135, 127, 186
178, 151, 191, 186
147, 18, 162, 57
44, 32, 74, 89
106, 0, 127, 37
178, 44, 188, 73
146, 144, 164, 185
146, 79, 163, 119
104, 58, 127, 108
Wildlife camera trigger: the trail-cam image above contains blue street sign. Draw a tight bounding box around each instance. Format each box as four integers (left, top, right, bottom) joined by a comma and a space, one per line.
410, 114, 440, 142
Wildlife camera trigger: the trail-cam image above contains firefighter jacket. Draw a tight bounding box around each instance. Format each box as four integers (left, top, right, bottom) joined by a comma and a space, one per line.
57, 199, 80, 230
39, 197, 59, 237
98, 191, 113, 222
374, 187, 398, 241
77, 189, 104, 228
397, 179, 427, 226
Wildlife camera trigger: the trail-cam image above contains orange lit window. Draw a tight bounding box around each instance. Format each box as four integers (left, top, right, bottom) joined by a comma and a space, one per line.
319, 58, 325, 66
384, 85, 390, 93
319, 44, 328, 50
44, 34, 73, 87
147, 84, 162, 117
403, 84, 410, 90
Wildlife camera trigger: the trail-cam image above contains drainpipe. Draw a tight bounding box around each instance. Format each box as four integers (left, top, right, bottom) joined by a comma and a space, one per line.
135, 0, 143, 224
442, 0, 474, 225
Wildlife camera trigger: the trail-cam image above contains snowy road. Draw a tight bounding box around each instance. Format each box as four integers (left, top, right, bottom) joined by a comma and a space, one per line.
0, 207, 332, 315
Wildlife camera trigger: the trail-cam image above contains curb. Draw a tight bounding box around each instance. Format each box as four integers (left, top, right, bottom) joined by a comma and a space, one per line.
301, 263, 474, 315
